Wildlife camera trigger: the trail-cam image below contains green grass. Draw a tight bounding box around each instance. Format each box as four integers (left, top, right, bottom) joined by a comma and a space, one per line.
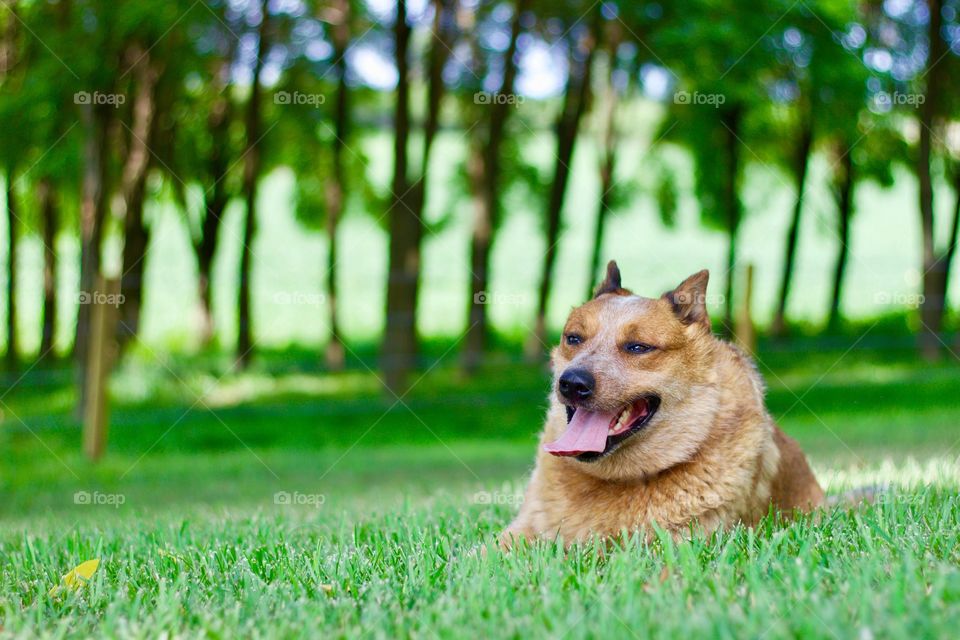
5, 490, 960, 638
2, 344, 960, 637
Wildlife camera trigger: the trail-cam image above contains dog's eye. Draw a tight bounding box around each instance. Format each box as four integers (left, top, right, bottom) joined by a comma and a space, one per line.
565, 334, 583, 346
625, 342, 655, 354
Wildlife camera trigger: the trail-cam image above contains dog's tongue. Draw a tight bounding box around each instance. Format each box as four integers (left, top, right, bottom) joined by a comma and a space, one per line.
543, 408, 614, 456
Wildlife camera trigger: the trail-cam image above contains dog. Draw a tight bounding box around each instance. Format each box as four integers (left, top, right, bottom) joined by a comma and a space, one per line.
501, 261, 824, 547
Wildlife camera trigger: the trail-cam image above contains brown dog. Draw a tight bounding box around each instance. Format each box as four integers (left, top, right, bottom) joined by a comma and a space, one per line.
501, 262, 824, 547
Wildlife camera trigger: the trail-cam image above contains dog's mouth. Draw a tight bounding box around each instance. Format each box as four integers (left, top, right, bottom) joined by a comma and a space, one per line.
543, 396, 660, 462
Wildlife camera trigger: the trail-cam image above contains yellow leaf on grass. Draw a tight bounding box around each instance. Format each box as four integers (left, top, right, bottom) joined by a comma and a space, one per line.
49, 559, 100, 596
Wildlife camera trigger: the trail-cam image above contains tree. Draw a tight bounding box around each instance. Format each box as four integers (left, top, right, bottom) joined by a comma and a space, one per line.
528, 5, 600, 355
869, 0, 960, 358
383, 0, 414, 391
770, 98, 813, 337
585, 16, 627, 302
462, 0, 529, 372
63, 0, 139, 414
819, 13, 902, 330
275, 0, 379, 370
916, 0, 946, 358
116, 44, 164, 350
169, 5, 241, 348
768, 5, 849, 336
321, 0, 351, 370
658, 0, 789, 334
4, 166, 17, 367
37, 178, 58, 356
236, 0, 271, 369
0, 0, 19, 368
382, 0, 457, 392
0, 0, 85, 364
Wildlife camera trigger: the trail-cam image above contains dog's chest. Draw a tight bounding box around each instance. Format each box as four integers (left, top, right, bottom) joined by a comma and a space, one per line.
536, 454, 775, 541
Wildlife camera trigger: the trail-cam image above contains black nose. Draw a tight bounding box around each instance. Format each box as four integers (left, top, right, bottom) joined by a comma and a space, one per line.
558, 368, 595, 401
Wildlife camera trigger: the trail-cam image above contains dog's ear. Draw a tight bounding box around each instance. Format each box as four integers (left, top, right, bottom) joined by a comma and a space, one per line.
593, 260, 624, 298
662, 270, 710, 326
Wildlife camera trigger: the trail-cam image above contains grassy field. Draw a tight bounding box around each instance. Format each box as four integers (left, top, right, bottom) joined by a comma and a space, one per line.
2, 339, 960, 637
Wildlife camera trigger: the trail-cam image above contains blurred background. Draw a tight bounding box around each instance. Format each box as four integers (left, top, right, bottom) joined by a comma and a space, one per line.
2, 0, 960, 517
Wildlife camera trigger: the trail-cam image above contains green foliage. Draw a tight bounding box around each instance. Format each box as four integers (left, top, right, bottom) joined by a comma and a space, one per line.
1, 0, 959, 355
653, 162, 679, 227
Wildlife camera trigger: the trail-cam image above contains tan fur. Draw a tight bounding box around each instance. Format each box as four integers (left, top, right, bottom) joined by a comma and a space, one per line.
501, 266, 824, 547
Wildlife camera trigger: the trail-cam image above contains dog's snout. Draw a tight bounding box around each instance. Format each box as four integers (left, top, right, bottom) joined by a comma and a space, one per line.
558, 368, 595, 402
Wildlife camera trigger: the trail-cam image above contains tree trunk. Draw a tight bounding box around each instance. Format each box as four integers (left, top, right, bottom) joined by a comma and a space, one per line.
772, 114, 813, 337
586, 26, 622, 302
720, 106, 743, 336
410, 0, 452, 207
935, 166, 960, 352
195, 97, 232, 346
827, 143, 854, 332
382, 0, 413, 392
236, 1, 269, 369
38, 177, 58, 358
4, 168, 17, 367
587, 165, 615, 302
951, 170, 960, 354
463, 0, 526, 373
75, 103, 111, 417
117, 46, 161, 351
529, 21, 597, 356
118, 194, 149, 349
382, 0, 453, 393
193, 40, 236, 347
465, 139, 492, 373
944, 169, 960, 311
0, 0, 18, 80
195, 195, 223, 345
918, 0, 945, 360
323, 0, 350, 370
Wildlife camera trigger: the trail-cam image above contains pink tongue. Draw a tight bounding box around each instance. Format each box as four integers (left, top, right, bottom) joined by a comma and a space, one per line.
544, 409, 615, 456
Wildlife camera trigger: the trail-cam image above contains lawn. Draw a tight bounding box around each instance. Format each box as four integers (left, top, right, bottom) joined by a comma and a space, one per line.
2, 340, 960, 637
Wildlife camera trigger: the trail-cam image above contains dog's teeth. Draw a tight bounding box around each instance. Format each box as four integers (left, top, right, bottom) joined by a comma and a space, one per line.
608, 407, 634, 436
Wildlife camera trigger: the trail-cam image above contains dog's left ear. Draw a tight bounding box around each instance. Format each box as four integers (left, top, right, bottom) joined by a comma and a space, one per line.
663, 270, 710, 327
593, 260, 623, 298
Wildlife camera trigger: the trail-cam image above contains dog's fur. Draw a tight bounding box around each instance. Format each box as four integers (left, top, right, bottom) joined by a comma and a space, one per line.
501, 263, 824, 547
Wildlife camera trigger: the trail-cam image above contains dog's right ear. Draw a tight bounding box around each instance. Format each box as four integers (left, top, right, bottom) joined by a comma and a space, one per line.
662, 270, 710, 327
593, 260, 624, 298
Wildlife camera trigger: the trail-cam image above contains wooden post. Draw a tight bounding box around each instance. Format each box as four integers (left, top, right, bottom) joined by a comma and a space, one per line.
83, 276, 120, 461
734, 264, 756, 354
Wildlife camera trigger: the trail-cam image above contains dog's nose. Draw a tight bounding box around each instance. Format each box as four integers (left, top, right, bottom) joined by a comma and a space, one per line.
558, 368, 595, 401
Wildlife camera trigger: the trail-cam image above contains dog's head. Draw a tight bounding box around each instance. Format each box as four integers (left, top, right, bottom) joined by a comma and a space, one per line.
544, 261, 720, 481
